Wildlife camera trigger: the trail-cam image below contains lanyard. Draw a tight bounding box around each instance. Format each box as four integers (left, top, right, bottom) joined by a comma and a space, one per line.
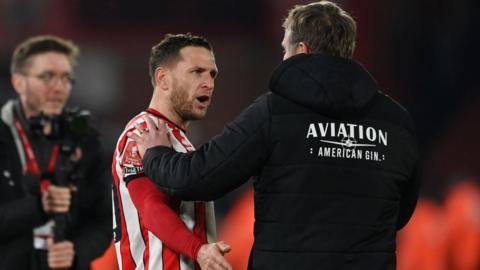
14, 117, 60, 192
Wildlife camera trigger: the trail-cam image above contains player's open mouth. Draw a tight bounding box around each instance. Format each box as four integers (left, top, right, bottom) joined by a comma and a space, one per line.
196, 95, 210, 104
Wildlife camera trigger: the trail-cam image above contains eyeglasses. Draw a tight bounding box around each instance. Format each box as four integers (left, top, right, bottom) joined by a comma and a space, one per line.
23, 71, 75, 87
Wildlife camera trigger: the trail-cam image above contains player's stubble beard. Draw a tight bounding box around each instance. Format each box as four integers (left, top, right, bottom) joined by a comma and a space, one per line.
170, 78, 206, 122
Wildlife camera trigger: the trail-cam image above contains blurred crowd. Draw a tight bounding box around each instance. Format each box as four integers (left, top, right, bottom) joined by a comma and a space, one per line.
398, 180, 480, 270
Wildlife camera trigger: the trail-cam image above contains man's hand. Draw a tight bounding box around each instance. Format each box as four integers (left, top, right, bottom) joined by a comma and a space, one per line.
197, 241, 232, 270
47, 239, 75, 269
42, 185, 71, 214
127, 116, 172, 158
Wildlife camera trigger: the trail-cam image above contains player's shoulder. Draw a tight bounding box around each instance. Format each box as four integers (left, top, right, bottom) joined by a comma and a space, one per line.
125, 112, 163, 131
115, 112, 148, 155
124, 112, 148, 130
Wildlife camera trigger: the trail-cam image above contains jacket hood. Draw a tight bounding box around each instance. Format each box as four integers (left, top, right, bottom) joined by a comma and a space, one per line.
269, 53, 378, 116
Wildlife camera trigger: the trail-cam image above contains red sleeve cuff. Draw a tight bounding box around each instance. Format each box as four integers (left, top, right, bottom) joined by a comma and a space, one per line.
192, 239, 205, 261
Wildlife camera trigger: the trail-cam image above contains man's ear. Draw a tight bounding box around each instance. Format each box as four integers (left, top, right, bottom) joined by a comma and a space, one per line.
11, 73, 26, 95
154, 67, 170, 91
296, 42, 310, 54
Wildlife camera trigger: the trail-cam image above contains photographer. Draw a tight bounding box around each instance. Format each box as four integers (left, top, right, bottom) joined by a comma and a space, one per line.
0, 36, 112, 270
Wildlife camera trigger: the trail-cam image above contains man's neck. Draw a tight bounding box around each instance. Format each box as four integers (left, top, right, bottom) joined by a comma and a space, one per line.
19, 98, 37, 119
148, 95, 189, 131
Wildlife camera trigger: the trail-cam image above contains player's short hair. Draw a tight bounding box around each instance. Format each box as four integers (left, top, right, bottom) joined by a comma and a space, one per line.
149, 33, 213, 86
283, 1, 356, 58
10, 35, 79, 74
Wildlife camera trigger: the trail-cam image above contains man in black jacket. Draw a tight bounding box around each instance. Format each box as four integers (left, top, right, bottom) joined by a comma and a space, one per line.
131, 1, 419, 269
0, 35, 112, 270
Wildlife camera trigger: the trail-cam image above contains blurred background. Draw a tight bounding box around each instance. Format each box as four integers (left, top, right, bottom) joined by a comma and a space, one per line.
0, 0, 479, 269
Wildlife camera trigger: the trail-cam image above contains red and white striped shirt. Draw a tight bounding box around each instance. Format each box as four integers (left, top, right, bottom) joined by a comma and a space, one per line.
112, 108, 216, 270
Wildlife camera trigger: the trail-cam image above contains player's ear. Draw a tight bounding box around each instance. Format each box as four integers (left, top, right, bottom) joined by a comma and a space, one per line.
296, 42, 310, 54
11, 73, 27, 95
155, 67, 171, 91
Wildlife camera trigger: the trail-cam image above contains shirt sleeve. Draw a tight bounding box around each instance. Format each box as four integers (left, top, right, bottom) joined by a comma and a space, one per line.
121, 138, 205, 260
127, 177, 205, 259
142, 94, 271, 201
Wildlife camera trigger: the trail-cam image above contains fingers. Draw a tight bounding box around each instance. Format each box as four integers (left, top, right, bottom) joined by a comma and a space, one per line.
71, 147, 83, 162
127, 131, 141, 142
156, 120, 169, 136
148, 119, 171, 145
143, 117, 171, 138
48, 240, 75, 269
69, 184, 78, 193
42, 185, 71, 213
144, 116, 157, 131
127, 131, 146, 158
47, 237, 54, 248
133, 116, 157, 135
133, 122, 147, 134
127, 116, 173, 159
128, 118, 172, 150
197, 243, 233, 270
216, 241, 232, 254
202, 259, 232, 270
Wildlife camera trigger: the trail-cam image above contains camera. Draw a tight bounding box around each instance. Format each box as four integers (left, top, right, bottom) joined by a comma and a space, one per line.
29, 107, 90, 143
28, 108, 91, 242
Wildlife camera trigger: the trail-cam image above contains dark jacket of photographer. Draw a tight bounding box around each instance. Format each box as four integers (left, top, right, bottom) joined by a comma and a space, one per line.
142, 54, 420, 270
0, 99, 112, 270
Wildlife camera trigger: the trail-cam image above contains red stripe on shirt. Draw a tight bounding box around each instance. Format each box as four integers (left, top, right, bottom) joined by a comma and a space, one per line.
163, 246, 181, 270
193, 202, 207, 270
112, 159, 137, 270
140, 216, 150, 270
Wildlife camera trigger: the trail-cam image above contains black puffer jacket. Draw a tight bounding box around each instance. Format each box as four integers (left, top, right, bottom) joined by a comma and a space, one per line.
143, 53, 419, 270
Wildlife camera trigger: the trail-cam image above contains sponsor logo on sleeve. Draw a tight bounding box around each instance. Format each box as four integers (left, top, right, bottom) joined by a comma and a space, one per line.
122, 141, 144, 178
122, 141, 142, 166
123, 165, 144, 178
